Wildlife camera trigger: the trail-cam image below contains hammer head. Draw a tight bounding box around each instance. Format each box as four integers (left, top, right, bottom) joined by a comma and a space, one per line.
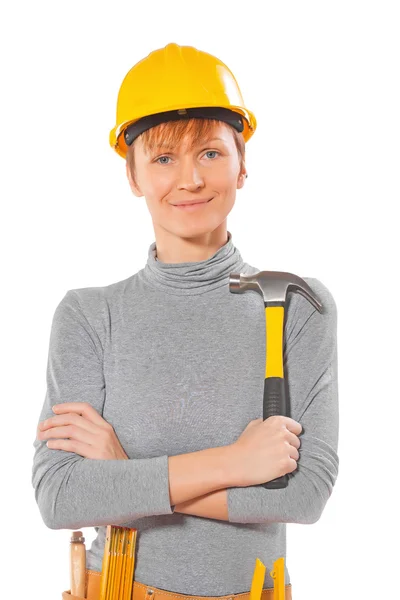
229, 270, 323, 313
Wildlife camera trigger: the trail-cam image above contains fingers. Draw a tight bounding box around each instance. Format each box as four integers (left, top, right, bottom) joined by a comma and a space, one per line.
287, 430, 301, 450
292, 419, 303, 435
289, 441, 300, 461
37, 402, 125, 461
39, 413, 97, 435
38, 423, 97, 446
46, 437, 99, 459
52, 402, 106, 428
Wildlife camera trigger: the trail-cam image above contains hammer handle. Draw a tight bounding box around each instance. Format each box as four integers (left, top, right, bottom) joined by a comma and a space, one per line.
261, 377, 289, 489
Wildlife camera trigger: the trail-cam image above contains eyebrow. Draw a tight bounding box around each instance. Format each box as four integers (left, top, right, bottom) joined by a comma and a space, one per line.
203, 137, 225, 143
154, 137, 226, 149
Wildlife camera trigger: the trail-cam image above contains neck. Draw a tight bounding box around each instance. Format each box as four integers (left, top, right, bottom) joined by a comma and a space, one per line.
153, 224, 229, 264
141, 229, 246, 296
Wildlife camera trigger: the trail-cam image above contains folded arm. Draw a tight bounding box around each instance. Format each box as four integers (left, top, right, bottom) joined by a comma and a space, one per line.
175, 279, 339, 525
32, 290, 175, 530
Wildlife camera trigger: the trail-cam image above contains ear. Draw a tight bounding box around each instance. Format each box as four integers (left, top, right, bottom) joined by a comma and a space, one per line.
237, 166, 248, 190
126, 162, 143, 197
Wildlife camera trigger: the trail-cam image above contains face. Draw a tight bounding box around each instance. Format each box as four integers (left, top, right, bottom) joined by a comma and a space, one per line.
126, 122, 247, 240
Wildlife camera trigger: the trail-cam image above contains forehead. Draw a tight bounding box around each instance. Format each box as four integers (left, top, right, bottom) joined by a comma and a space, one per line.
139, 121, 233, 154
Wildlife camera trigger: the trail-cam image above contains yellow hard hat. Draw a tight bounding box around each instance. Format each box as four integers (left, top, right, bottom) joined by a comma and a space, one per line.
109, 42, 257, 159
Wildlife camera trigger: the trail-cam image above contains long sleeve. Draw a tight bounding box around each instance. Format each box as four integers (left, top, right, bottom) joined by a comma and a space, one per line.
31, 289, 174, 530
227, 278, 339, 524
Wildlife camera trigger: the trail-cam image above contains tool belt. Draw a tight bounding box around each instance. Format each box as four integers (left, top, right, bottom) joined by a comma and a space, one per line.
67, 523, 291, 600
62, 569, 293, 600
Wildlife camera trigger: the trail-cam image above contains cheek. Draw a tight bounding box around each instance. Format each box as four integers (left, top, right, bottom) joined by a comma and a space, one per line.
210, 162, 238, 185
144, 179, 171, 207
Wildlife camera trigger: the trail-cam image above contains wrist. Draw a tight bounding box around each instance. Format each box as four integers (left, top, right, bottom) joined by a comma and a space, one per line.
221, 444, 240, 487
223, 443, 243, 488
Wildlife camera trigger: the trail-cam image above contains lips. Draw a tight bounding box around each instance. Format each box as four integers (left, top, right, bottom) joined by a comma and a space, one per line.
172, 198, 212, 206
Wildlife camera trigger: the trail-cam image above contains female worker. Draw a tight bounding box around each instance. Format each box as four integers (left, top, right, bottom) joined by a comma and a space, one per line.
32, 43, 339, 600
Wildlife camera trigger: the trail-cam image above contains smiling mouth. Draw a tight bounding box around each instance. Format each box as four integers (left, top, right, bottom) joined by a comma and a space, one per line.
173, 199, 212, 207
172, 198, 213, 207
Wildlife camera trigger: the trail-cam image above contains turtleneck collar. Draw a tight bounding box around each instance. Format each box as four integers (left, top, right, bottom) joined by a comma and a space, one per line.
140, 231, 247, 296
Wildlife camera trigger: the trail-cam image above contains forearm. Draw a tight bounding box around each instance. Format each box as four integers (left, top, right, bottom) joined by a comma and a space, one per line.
175, 489, 229, 521
168, 446, 233, 506
33, 452, 175, 529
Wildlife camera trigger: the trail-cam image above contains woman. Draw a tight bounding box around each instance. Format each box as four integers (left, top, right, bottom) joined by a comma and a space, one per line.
32, 43, 339, 600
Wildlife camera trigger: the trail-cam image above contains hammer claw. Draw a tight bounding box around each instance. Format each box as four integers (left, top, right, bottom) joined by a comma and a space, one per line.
229, 270, 323, 313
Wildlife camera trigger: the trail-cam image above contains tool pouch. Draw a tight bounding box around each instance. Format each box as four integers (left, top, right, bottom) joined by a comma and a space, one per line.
61, 568, 101, 600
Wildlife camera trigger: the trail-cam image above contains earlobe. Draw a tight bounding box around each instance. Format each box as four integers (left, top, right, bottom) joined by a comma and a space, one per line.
237, 171, 248, 189
129, 183, 143, 198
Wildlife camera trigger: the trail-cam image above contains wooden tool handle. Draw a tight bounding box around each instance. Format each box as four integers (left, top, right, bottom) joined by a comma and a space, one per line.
70, 531, 86, 598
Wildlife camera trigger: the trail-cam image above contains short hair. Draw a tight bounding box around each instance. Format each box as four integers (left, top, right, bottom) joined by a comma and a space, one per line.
126, 118, 245, 186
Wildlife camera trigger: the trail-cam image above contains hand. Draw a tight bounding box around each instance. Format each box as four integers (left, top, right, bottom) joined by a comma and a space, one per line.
37, 402, 129, 460
227, 415, 302, 487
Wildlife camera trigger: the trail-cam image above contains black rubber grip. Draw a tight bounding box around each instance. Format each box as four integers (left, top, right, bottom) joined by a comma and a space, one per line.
260, 377, 289, 489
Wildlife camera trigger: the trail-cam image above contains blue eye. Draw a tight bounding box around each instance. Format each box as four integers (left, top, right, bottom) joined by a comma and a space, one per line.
205, 150, 219, 159
155, 150, 220, 165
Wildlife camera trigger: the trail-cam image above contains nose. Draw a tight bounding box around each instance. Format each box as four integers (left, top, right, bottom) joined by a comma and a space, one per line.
176, 157, 205, 192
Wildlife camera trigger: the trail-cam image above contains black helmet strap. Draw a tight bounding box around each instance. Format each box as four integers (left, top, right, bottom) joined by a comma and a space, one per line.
123, 106, 244, 147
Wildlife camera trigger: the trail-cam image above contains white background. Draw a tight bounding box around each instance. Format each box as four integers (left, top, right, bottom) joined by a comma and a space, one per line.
1, 1, 399, 599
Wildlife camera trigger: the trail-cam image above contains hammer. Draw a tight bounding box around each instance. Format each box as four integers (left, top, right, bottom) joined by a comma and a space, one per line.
229, 270, 323, 489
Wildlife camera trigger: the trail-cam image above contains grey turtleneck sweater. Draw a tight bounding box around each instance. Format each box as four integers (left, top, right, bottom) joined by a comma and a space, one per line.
32, 231, 339, 594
